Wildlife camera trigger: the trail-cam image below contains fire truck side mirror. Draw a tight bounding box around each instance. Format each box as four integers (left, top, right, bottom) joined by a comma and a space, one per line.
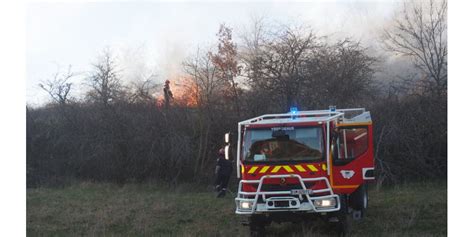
224, 132, 231, 160
224, 132, 230, 144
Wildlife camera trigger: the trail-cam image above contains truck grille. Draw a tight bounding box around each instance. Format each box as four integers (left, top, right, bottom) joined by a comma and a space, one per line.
274, 200, 290, 207
251, 182, 314, 191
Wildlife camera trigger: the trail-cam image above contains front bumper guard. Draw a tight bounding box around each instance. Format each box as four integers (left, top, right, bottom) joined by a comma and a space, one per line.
235, 174, 340, 214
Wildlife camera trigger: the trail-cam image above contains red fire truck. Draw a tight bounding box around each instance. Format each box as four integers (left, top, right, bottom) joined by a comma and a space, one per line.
233, 107, 374, 235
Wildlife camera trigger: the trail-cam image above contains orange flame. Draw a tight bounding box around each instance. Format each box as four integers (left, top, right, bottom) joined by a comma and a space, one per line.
157, 75, 199, 108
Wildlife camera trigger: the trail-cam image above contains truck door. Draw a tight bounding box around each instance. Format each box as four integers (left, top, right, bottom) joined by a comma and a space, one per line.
331, 125, 373, 189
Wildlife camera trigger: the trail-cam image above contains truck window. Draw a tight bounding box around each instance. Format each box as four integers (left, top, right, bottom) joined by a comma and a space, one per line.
335, 127, 368, 159
242, 126, 324, 163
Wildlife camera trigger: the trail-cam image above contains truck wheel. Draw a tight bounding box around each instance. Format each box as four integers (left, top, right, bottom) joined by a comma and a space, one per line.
337, 214, 352, 237
350, 184, 368, 216
249, 216, 266, 237
249, 223, 265, 237
330, 195, 352, 236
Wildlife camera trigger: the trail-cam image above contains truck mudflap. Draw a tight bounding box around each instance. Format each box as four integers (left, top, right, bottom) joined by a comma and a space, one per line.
235, 174, 341, 214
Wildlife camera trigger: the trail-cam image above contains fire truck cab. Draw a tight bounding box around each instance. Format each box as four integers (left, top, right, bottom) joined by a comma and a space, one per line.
234, 107, 374, 235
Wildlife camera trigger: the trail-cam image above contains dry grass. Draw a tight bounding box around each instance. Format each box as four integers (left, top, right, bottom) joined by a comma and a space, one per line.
27, 181, 446, 236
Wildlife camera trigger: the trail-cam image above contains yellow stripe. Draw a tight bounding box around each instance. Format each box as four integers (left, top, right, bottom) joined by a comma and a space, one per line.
248, 166, 258, 174
322, 164, 327, 171
271, 166, 282, 173
259, 166, 270, 173
241, 165, 245, 174
307, 165, 318, 172
283, 166, 294, 172
294, 165, 306, 172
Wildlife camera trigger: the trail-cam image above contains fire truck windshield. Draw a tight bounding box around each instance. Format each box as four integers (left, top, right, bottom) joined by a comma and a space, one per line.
242, 126, 324, 163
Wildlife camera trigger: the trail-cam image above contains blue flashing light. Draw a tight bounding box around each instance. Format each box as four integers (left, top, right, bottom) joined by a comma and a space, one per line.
290, 107, 298, 120
290, 106, 298, 114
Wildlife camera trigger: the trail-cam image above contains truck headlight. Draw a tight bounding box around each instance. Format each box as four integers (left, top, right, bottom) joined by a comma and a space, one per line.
240, 201, 253, 209
314, 197, 336, 208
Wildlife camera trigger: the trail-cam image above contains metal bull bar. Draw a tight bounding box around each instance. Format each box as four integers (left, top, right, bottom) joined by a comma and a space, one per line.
235, 174, 340, 214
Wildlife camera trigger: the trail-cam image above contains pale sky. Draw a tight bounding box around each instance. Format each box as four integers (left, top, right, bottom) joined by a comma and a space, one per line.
26, 0, 400, 106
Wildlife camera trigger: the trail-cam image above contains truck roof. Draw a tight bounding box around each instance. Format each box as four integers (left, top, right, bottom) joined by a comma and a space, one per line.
239, 108, 371, 126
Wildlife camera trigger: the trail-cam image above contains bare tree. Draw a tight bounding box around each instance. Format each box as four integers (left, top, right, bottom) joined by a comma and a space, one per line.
39, 65, 75, 105
238, 16, 274, 115
183, 47, 223, 109
86, 49, 123, 106
383, 0, 447, 96
182, 47, 221, 175
268, 25, 319, 109
129, 76, 159, 104
302, 39, 377, 108
241, 23, 320, 110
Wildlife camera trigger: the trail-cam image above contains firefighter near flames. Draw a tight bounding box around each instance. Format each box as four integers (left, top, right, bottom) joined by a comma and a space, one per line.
231, 107, 374, 236
163, 80, 173, 109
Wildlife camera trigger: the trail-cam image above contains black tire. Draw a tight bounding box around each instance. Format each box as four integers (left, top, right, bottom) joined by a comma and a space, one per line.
249, 216, 266, 237
329, 195, 352, 236
336, 213, 352, 237
350, 184, 368, 216
249, 223, 265, 237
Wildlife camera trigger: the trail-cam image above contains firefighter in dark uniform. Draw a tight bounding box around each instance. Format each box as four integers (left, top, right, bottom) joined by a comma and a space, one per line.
215, 148, 232, 198
163, 80, 173, 109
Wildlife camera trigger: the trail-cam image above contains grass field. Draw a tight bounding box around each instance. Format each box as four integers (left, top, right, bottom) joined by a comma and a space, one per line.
27, 182, 447, 236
